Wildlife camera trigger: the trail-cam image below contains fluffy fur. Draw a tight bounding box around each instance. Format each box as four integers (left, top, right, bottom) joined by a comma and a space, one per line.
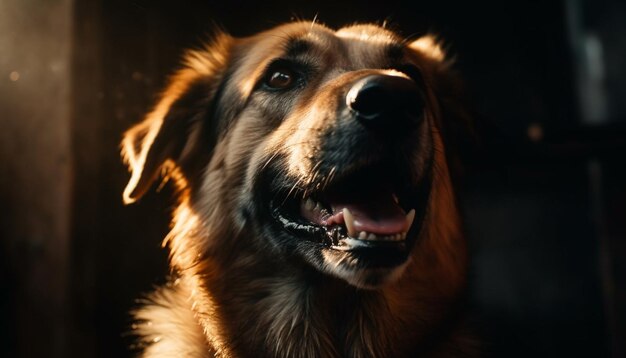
122, 21, 476, 357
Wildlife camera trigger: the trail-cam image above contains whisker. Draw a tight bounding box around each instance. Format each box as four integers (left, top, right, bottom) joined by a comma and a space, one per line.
322, 166, 337, 191
283, 177, 305, 206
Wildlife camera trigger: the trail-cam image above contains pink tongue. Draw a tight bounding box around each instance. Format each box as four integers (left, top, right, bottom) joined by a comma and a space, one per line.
330, 190, 408, 235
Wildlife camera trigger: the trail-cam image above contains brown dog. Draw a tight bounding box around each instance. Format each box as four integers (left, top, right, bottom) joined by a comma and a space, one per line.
122, 21, 474, 357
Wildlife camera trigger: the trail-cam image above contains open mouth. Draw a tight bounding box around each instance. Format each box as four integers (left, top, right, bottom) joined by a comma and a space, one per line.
269, 165, 426, 255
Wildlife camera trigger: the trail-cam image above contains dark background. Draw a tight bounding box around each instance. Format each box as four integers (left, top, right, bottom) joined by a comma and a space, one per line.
1, 0, 625, 357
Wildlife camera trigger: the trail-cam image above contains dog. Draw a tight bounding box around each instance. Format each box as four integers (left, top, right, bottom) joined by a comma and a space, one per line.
121, 21, 475, 357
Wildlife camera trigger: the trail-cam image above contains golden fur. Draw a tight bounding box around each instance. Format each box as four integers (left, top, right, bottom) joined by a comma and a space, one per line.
122, 21, 475, 357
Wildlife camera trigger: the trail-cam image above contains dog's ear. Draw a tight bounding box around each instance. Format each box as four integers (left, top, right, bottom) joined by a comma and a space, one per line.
408, 34, 447, 64
121, 33, 233, 204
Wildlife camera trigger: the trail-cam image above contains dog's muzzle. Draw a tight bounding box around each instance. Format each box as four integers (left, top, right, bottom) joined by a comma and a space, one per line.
260, 73, 432, 271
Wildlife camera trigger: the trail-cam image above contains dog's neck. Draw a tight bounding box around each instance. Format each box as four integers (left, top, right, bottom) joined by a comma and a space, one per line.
172, 227, 468, 358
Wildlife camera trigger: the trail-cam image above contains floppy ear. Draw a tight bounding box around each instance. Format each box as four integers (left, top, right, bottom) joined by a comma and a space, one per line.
121, 33, 233, 204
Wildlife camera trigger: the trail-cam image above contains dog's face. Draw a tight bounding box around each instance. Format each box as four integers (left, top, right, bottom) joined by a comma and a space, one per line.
122, 22, 461, 289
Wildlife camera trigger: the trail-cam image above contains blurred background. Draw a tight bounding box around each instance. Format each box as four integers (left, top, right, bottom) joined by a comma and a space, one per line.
1, 0, 625, 357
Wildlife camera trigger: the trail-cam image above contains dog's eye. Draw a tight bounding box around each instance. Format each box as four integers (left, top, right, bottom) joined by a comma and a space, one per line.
265, 68, 297, 89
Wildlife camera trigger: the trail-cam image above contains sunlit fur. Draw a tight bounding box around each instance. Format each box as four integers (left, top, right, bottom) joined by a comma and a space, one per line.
123, 21, 476, 357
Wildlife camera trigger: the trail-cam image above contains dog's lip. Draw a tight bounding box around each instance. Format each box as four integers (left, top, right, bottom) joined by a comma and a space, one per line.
265, 162, 427, 252
300, 197, 415, 240
270, 183, 418, 251
271, 198, 415, 250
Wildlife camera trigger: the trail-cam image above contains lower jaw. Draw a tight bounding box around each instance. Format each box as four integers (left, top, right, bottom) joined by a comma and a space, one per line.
320, 248, 412, 288
326, 240, 411, 267
260, 213, 417, 288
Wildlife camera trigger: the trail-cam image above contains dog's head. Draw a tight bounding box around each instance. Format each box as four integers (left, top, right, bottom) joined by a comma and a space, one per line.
122, 22, 467, 289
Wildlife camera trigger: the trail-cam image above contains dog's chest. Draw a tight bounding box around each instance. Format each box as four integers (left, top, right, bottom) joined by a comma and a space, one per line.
214, 278, 419, 358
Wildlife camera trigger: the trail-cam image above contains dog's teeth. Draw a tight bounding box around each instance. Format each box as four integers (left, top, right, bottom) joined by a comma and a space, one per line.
342, 237, 369, 249
342, 208, 357, 238
346, 231, 410, 242
304, 198, 315, 211
392, 193, 399, 204
405, 209, 415, 230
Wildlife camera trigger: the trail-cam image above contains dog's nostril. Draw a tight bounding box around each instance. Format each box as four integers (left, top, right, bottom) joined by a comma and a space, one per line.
346, 83, 389, 119
346, 75, 423, 129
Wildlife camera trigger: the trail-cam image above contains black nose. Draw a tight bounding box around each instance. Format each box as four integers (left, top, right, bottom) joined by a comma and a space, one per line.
346, 75, 423, 130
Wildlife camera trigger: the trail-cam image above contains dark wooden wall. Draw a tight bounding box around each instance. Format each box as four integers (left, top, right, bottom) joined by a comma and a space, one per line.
1, 0, 625, 357
0, 1, 73, 357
